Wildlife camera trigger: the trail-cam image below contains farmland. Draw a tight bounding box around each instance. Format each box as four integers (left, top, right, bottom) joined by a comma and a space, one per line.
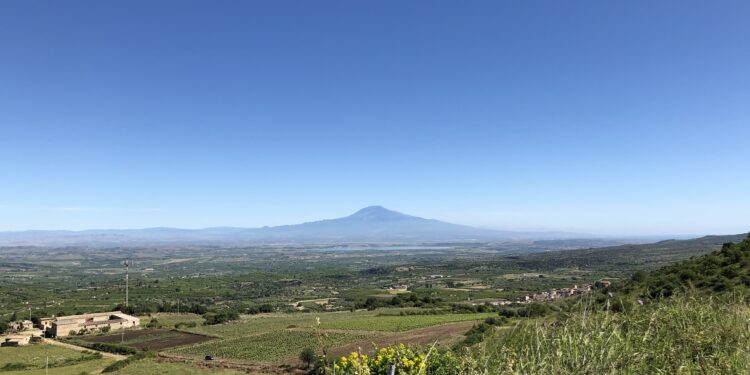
0, 343, 113, 375
0, 234, 742, 372
80, 329, 213, 351
107, 358, 247, 375
170, 331, 370, 362
165, 309, 497, 363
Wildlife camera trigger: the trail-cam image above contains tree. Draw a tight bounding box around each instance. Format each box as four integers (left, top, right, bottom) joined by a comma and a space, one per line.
299, 348, 316, 368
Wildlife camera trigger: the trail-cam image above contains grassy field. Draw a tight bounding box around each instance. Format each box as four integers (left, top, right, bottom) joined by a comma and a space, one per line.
318, 312, 498, 331
109, 358, 246, 375
169, 330, 372, 362
183, 310, 496, 337
0, 343, 114, 375
163, 310, 495, 364
142, 313, 205, 328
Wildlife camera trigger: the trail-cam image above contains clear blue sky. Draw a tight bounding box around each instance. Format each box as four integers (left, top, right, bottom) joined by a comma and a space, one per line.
1, 1, 748, 236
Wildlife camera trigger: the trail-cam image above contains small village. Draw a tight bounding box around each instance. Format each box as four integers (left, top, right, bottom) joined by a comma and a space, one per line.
515, 283, 596, 304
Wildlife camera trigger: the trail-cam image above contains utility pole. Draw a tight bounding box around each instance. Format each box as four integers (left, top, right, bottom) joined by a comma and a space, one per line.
123, 260, 131, 307
177, 299, 180, 315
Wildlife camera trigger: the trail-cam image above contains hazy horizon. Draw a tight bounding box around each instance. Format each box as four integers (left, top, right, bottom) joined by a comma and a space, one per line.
1, 1, 749, 236
0, 205, 744, 239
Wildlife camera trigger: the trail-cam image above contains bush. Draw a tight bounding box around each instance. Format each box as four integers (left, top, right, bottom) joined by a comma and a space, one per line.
300, 347, 316, 368
202, 309, 240, 325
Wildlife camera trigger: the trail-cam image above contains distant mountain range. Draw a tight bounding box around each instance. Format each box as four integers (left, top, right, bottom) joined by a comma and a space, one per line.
0, 206, 586, 247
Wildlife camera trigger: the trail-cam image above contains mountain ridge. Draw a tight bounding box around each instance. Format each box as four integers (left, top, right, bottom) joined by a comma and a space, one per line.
0, 206, 583, 246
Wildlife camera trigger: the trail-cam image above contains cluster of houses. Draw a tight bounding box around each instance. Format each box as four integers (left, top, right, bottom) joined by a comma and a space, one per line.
1, 311, 140, 347
516, 283, 593, 304
387, 284, 409, 292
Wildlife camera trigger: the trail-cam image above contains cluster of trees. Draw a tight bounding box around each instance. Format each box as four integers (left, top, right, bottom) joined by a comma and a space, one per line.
497, 303, 551, 318
357, 294, 443, 310
246, 304, 275, 314
451, 303, 498, 314
202, 309, 240, 325
112, 301, 246, 326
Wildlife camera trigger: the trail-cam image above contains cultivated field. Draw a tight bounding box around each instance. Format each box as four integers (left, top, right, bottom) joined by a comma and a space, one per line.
82, 329, 214, 351
165, 310, 496, 364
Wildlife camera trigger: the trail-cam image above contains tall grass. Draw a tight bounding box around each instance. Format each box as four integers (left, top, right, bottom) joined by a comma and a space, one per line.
474, 294, 750, 374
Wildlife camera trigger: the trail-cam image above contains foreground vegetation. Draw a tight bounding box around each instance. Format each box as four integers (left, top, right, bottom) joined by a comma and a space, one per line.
476, 294, 750, 374
319, 294, 750, 375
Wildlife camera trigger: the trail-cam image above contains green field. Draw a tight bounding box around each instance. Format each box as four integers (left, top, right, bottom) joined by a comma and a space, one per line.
0, 343, 113, 375
318, 312, 498, 331
169, 330, 371, 362
109, 358, 246, 375
163, 310, 495, 363
184, 310, 496, 337
143, 313, 205, 328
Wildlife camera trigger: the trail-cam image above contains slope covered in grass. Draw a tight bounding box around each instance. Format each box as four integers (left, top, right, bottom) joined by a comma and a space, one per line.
474, 294, 750, 374
626, 233, 750, 297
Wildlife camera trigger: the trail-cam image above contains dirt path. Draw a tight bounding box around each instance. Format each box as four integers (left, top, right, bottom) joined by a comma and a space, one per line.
44, 338, 127, 360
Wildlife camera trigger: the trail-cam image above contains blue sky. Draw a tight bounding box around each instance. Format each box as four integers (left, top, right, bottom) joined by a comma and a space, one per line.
1, 1, 748, 235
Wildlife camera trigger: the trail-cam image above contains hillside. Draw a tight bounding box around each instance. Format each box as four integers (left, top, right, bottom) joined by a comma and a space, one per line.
513, 232, 748, 272
627, 233, 750, 298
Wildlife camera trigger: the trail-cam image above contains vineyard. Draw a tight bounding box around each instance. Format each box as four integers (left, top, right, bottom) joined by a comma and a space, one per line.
81, 329, 213, 351
318, 312, 498, 331
161, 310, 495, 364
